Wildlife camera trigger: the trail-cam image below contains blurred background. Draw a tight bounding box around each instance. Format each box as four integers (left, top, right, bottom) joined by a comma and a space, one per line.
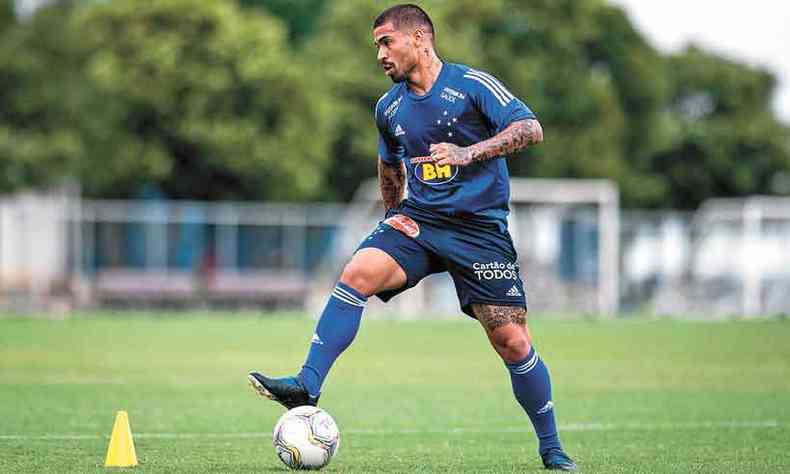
2, 0, 790, 318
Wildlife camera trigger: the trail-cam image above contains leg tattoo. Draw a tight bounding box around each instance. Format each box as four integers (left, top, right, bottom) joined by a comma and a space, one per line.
472, 304, 526, 331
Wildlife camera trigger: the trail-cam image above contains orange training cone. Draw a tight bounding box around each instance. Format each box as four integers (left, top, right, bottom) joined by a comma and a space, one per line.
104, 411, 138, 467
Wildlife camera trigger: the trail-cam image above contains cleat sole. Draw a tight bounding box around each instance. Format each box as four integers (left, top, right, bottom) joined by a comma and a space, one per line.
248, 373, 277, 401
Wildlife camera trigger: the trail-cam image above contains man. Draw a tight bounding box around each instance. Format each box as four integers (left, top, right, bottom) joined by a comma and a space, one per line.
249, 4, 576, 471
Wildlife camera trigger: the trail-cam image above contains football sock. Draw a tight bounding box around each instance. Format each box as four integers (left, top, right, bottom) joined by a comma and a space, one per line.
506, 346, 562, 455
298, 282, 367, 397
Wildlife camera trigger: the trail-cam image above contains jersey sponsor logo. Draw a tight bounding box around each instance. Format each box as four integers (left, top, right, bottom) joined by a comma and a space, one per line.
415, 162, 458, 184
384, 95, 402, 119
414, 161, 459, 185
473, 261, 519, 281
506, 285, 522, 297
394, 124, 406, 136
384, 214, 420, 239
440, 87, 466, 103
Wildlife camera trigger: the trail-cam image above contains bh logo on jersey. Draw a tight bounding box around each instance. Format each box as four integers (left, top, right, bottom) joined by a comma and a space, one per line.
416, 162, 458, 184
413, 160, 459, 185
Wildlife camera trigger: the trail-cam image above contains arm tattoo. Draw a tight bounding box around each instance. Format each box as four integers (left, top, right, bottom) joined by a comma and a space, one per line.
472, 304, 527, 331
467, 119, 543, 163
378, 158, 406, 211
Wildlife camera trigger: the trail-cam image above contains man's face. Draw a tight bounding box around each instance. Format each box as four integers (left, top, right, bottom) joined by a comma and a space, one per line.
373, 22, 418, 83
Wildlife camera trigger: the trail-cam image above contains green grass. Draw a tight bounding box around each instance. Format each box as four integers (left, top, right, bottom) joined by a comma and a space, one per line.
1, 313, 789, 473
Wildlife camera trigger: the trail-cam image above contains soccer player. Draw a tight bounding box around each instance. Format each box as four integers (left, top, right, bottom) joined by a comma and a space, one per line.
249, 4, 576, 471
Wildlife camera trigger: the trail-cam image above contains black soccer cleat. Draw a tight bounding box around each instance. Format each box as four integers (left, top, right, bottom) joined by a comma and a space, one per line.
247, 372, 319, 410
541, 448, 577, 471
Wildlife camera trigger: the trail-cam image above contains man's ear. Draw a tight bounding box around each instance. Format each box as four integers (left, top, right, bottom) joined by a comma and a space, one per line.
413, 27, 425, 45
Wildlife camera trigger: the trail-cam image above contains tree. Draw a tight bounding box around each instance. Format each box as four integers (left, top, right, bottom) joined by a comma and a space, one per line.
0, 2, 87, 192
238, 0, 327, 44
474, 0, 634, 193
71, 0, 335, 200
649, 47, 790, 209
0, 0, 13, 32
0, 0, 787, 208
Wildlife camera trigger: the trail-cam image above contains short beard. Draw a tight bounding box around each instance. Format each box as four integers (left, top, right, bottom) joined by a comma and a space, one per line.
390, 60, 416, 84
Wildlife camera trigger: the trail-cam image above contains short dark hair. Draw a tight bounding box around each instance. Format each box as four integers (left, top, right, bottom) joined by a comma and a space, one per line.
373, 4, 435, 42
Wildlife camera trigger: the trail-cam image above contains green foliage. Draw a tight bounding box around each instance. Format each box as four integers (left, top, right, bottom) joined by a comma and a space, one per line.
0, 0, 334, 200
0, 3, 87, 192
72, 0, 334, 200
239, 0, 327, 44
0, 0, 13, 32
0, 0, 788, 207
649, 48, 790, 208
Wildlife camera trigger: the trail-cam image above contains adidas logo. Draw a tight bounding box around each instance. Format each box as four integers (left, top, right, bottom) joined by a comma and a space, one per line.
394, 124, 406, 136
506, 285, 522, 297
311, 333, 324, 345
537, 400, 554, 415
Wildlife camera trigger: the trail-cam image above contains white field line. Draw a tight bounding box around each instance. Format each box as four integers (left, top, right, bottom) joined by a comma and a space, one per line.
0, 421, 782, 441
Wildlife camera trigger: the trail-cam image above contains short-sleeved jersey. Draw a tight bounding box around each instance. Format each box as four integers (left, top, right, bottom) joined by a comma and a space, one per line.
375, 62, 535, 225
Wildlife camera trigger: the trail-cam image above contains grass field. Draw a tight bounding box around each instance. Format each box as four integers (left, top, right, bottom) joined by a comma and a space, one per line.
1, 313, 789, 473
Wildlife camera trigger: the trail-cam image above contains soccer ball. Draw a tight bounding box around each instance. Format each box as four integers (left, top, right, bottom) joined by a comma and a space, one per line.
272, 406, 340, 470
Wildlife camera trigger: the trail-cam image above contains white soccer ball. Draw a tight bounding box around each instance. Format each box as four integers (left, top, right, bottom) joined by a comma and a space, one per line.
272, 406, 340, 470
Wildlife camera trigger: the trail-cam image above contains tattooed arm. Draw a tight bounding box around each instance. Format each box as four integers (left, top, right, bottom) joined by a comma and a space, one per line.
429, 119, 543, 167
378, 158, 406, 211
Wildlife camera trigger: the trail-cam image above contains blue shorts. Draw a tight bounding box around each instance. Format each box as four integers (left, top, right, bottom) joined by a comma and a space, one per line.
357, 201, 527, 318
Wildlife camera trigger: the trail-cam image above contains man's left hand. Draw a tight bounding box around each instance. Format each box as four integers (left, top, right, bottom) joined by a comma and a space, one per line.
430, 143, 474, 167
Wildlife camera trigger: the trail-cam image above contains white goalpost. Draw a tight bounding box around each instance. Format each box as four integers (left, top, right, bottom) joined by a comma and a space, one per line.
508, 179, 619, 316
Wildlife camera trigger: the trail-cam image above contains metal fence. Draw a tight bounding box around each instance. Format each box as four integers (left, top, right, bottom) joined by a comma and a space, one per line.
2, 190, 790, 317
621, 198, 790, 316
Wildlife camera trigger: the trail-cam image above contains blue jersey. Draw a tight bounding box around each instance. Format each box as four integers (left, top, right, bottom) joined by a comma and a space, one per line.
375, 62, 536, 225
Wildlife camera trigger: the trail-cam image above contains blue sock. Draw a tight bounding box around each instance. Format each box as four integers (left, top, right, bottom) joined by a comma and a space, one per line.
298, 282, 367, 397
506, 346, 562, 455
